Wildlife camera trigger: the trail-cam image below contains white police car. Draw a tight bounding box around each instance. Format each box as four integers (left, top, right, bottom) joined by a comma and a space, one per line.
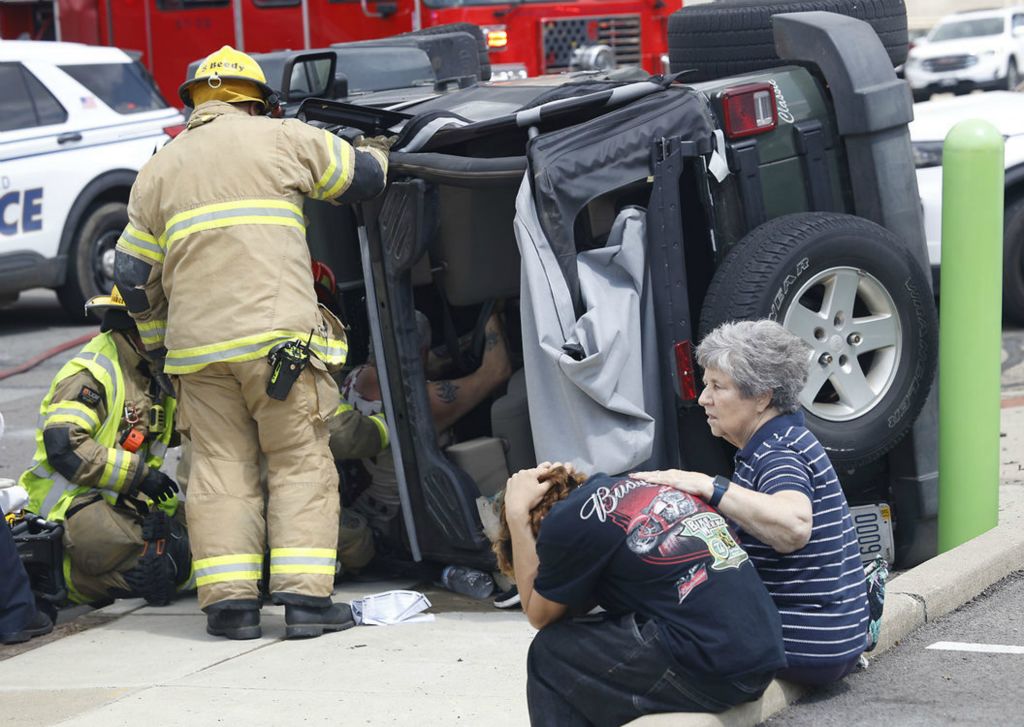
0, 41, 183, 320
911, 90, 1024, 324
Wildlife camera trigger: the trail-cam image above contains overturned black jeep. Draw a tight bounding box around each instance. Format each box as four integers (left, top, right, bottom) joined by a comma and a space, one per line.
246, 4, 938, 572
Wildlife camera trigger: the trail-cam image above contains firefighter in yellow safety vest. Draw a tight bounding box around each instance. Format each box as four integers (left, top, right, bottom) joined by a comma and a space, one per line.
18, 287, 190, 606
113, 46, 392, 640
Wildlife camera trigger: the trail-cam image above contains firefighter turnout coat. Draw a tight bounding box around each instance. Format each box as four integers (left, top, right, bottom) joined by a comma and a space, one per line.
113, 100, 388, 609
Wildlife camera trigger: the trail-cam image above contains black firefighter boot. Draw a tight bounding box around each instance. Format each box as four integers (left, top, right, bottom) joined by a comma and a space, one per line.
123, 510, 192, 606
206, 601, 262, 640
281, 598, 356, 639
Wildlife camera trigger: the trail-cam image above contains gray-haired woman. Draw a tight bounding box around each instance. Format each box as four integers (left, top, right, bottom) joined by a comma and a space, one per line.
633, 319, 869, 686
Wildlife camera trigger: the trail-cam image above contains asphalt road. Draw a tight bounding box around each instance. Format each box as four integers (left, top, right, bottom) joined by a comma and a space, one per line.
761, 570, 1024, 726
0, 289, 96, 480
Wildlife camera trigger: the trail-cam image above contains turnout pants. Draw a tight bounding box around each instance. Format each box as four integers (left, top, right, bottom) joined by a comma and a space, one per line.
62, 496, 144, 601
178, 358, 340, 610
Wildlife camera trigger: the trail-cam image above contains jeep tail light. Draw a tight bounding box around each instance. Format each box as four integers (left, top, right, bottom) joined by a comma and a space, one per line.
673, 340, 698, 403
721, 83, 777, 139
163, 123, 186, 139
484, 26, 508, 50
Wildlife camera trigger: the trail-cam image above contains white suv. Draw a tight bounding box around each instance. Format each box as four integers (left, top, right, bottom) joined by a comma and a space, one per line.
904, 6, 1024, 102
0, 41, 183, 320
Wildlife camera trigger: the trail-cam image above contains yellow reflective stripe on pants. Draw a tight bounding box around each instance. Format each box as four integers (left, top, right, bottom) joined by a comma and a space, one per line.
161, 199, 305, 249
165, 330, 348, 375
312, 131, 352, 200
194, 554, 263, 587
269, 547, 337, 575
117, 224, 165, 264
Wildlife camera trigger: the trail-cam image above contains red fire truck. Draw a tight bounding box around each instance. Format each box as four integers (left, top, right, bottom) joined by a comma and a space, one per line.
0, 0, 679, 106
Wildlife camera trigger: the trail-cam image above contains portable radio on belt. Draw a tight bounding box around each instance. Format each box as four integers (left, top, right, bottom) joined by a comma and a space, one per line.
266, 331, 313, 401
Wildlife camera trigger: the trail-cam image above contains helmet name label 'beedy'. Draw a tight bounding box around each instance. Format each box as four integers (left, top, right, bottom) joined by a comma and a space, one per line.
204, 61, 246, 73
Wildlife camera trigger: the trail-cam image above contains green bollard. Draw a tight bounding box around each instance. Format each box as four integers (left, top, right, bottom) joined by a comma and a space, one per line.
938, 119, 1004, 553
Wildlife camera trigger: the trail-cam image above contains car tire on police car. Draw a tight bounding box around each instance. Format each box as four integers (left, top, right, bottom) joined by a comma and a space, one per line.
699, 212, 939, 470
58, 201, 127, 322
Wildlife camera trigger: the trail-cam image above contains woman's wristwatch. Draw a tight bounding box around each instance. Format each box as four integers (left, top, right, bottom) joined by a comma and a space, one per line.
708, 475, 731, 508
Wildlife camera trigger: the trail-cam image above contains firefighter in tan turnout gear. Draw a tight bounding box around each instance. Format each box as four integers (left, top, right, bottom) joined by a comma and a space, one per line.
18, 287, 190, 607
113, 46, 391, 640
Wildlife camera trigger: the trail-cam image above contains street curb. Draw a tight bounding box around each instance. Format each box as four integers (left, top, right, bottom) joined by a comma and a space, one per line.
628, 518, 1024, 727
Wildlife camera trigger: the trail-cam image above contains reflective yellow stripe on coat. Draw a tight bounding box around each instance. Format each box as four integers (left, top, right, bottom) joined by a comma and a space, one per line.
164, 329, 348, 375
161, 199, 305, 250
117, 223, 165, 264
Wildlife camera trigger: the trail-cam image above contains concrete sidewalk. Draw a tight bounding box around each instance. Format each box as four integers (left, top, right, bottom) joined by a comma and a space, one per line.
1, 406, 1021, 727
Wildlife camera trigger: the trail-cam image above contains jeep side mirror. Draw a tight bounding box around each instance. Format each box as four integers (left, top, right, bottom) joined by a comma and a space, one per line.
281, 52, 338, 103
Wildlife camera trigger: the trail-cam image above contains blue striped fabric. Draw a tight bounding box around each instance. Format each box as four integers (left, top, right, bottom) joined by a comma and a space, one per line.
732, 411, 868, 669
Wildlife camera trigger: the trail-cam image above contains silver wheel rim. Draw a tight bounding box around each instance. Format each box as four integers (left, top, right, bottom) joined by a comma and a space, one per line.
782, 266, 902, 422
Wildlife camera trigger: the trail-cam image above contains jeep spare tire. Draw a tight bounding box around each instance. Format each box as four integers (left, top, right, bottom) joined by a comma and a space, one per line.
668, 0, 909, 82
699, 213, 937, 469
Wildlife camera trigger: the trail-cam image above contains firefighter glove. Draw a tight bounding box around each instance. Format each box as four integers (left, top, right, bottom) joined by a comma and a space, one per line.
138, 469, 179, 503
357, 134, 398, 155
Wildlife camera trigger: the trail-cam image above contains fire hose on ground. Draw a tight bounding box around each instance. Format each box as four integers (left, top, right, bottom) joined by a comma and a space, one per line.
0, 332, 97, 382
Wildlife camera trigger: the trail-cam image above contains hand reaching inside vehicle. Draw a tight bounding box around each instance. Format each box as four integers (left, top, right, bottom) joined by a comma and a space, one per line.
356, 134, 399, 155
479, 312, 513, 384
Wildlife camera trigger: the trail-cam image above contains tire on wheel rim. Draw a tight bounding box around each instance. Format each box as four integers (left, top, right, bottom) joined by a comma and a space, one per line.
57, 201, 127, 322
667, 0, 909, 82
699, 212, 937, 469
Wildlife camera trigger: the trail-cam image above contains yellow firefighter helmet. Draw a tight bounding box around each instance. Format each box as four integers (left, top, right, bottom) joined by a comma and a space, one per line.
178, 45, 278, 111
84, 285, 128, 315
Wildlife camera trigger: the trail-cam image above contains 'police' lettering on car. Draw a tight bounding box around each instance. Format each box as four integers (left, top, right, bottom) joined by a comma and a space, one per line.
0, 188, 44, 236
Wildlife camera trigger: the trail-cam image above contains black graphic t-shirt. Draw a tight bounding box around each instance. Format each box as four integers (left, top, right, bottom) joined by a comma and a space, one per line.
534, 474, 787, 680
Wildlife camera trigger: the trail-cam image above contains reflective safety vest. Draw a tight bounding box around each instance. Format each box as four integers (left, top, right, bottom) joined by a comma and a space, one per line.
19, 332, 178, 522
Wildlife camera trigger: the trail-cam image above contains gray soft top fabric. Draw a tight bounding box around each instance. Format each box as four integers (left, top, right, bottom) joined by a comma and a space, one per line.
514, 87, 713, 474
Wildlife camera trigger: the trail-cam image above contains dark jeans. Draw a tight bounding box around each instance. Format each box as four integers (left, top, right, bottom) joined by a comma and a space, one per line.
0, 508, 39, 638
526, 612, 775, 727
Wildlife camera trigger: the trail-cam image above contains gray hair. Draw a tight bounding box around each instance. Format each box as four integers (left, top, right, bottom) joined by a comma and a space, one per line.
696, 320, 812, 413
